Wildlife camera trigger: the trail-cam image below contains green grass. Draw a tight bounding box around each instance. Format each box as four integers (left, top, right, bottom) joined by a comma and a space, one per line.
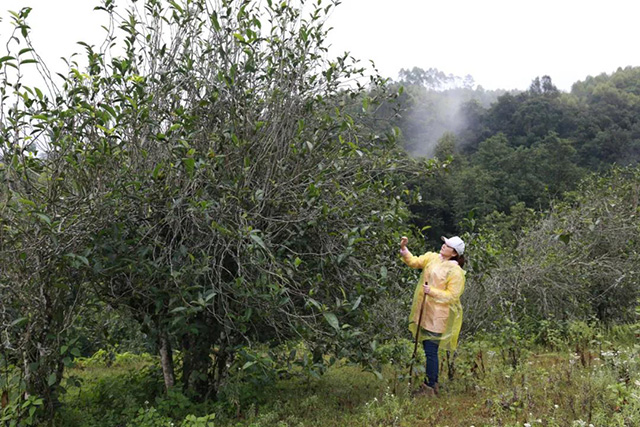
212, 343, 640, 427
49, 340, 640, 427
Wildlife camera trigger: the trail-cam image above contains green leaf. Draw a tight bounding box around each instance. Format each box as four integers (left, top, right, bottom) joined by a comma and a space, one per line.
250, 233, 267, 250
242, 361, 256, 370
152, 163, 162, 179
307, 297, 322, 310
379, 266, 387, 279
351, 296, 362, 311
11, 317, 28, 328
323, 312, 340, 331
102, 104, 117, 118
182, 157, 195, 177
47, 373, 57, 386
211, 12, 221, 31
65, 253, 89, 267
19, 198, 36, 207
210, 220, 232, 236
35, 213, 52, 226
168, 0, 184, 13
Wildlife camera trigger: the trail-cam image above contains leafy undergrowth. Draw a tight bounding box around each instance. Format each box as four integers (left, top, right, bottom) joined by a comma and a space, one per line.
52, 339, 640, 427
217, 349, 640, 427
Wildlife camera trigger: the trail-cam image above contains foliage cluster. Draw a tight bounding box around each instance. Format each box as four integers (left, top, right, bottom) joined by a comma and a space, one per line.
0, 0, 427, 421
461, 166, 640, 334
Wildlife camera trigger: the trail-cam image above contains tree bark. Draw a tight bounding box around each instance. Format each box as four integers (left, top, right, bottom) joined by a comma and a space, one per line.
158, 331, 175, 391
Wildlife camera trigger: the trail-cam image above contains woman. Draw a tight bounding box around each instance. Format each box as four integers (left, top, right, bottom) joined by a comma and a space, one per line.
400, 235, 466, 396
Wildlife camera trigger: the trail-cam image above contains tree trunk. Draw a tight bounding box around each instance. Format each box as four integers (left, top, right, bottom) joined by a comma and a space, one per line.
158, 331, 175, 391
22, 341, 63, 422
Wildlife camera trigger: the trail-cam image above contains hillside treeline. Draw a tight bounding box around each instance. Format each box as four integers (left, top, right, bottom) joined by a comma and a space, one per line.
391, 69, 640, 243
0, 0, 638, 424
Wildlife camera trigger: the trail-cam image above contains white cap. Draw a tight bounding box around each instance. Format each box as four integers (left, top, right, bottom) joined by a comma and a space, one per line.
441, 236, 465, 255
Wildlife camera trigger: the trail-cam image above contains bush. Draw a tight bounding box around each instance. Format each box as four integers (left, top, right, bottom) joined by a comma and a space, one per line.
0, 0, 412, 419
126, 407, 174, 427
182, 413, 216, 427
59, 365, 165, 426
462, 167, 640, 333
531, 316, 567, 350
374, 338, 417, 366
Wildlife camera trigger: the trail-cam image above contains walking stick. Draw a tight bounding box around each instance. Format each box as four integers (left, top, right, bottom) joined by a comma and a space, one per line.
407, 289, 428, 388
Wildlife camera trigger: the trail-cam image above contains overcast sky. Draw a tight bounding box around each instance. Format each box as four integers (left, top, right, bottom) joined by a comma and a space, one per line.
2, 0, 639, 92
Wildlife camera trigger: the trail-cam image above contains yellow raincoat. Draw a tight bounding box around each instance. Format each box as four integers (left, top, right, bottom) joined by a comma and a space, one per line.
401, 251, 465, 351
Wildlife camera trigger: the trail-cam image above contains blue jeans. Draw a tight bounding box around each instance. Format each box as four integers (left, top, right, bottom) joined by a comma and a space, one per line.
422, 332, 441, 387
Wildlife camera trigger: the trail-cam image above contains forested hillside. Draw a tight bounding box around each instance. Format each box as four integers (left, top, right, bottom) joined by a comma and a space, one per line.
0, 1, 638, 426
390, 70, 640, 243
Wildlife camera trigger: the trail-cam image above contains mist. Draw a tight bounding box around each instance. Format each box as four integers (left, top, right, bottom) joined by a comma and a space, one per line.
400, 84, 505, 158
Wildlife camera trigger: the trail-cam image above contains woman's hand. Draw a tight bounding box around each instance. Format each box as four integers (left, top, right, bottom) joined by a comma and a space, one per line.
400, 236, 408, 249
423, 283, 430, 295
399, 236, 409, 255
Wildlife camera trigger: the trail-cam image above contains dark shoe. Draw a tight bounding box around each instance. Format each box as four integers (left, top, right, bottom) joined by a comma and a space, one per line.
411, 382, 436, 397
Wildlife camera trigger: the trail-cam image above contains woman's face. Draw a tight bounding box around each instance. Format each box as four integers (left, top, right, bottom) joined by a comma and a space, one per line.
440, 243, 457, 259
